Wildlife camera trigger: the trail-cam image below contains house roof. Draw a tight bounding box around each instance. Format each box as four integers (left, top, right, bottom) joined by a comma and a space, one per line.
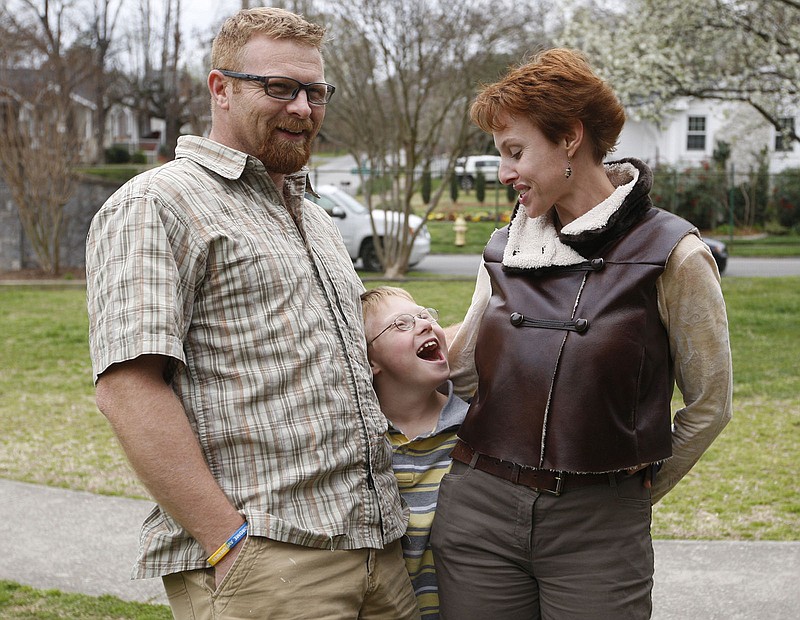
0, 68, 96, 110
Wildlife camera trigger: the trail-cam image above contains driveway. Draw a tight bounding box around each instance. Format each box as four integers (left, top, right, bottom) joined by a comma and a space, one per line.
309, 154, 361, 193
722, 256, 800, 277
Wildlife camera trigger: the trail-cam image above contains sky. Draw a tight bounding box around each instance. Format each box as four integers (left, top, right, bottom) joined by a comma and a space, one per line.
140, 0, 241, 71
4, 0, 245, 72
181, 0, 241, 40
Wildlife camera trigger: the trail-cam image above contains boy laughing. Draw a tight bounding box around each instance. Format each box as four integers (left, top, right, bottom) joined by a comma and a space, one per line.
361, 287, 468, 620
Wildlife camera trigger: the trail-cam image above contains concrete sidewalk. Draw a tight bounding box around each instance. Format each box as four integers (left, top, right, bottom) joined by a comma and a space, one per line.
2, 478, 798, 617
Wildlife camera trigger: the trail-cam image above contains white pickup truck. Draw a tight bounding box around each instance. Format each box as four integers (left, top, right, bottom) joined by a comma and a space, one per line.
306, 184, 431, 271
454, 155, 501, 190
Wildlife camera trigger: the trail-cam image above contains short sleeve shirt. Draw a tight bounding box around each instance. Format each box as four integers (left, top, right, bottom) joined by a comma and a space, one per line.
86, 136, 406, 578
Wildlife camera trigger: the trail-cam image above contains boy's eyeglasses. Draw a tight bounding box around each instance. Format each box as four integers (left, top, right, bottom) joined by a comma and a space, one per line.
218, 70, 336, 105
368, 308, 439, 346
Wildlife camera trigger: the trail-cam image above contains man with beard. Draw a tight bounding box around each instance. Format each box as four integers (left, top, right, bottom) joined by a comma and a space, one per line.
85, 8, 420, 619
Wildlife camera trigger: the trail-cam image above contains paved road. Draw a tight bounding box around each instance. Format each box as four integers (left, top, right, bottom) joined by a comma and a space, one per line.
2, 478, 799, 617
721, 256, 800, 277
2, 254, 797, 287
412, 254, 800, 278
309, 155, 362, 193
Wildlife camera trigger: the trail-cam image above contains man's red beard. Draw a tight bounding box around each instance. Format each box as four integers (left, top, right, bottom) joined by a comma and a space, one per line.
256, 117, 318, 174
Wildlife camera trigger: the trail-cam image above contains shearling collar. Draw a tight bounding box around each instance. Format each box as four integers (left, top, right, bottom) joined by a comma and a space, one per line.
502, 158, 653, 270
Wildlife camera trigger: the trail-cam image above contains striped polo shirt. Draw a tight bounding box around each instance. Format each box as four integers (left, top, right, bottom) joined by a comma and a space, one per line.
387, 381, 469, 619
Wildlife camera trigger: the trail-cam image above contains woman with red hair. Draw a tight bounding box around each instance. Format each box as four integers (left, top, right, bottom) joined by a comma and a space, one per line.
431, 48, 732, 619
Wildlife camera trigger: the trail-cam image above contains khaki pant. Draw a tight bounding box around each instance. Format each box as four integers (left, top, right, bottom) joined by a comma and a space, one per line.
162, 537, 420, 620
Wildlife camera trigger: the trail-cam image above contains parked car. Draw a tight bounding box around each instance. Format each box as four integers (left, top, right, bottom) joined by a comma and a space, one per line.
305, 184, 431, 272
704, 237, 728, 275
454, 155, 501, 190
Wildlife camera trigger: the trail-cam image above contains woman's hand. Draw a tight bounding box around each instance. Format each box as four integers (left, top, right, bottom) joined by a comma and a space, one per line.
626, 464, 652, 489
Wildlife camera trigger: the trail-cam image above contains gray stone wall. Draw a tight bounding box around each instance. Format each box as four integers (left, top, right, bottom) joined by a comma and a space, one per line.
0, 176, 122, 272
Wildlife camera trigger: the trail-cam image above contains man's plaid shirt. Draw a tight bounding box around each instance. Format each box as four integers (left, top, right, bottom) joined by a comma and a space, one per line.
87, 136, 407, 579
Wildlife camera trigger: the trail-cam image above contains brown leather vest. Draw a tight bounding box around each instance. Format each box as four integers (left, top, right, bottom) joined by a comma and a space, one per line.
458, 208, 696, 473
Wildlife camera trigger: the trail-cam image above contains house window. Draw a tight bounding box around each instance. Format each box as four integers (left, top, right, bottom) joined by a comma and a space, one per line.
775, 117, 795, 152
687, 116, 706, 151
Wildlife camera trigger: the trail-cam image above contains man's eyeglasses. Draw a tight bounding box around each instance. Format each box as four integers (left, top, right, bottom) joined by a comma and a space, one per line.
218, 70, 335, 105
368, 308, 439, 346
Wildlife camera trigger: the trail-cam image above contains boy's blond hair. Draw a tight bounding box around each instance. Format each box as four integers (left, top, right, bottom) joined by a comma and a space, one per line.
360, 286, 414, 324
211, 7, 326, 74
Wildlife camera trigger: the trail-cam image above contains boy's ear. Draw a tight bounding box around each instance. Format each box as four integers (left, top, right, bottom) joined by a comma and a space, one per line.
369, 357, 381, 377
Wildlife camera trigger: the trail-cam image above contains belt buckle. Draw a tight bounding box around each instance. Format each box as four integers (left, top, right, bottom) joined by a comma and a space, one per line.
540, 472, 563, 496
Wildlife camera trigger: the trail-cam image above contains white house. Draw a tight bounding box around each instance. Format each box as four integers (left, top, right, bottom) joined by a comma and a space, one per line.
0, 69, 98, 162
105, 104, 168, 163
614, 97, 799, 177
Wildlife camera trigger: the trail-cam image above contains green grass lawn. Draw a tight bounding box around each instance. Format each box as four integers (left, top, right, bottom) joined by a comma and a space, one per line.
1, 277, 798, 616
725, 235, 800, 257
0, 581, 170, 619
427, 220, 504, 254
0, 286, 142, 498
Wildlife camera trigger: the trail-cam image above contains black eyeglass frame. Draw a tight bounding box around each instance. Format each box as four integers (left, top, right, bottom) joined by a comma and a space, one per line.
217, 70, 336, 105
368, 308, 439, 346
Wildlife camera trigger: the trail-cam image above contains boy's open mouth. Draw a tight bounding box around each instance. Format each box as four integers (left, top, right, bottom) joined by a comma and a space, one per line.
416, 339, 444, 362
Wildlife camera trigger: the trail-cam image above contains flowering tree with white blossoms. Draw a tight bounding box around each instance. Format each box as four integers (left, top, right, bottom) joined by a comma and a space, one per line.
557, 0, 800, 145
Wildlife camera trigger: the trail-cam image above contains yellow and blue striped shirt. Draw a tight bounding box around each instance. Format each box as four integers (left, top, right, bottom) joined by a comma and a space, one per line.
387, 381, 468, 620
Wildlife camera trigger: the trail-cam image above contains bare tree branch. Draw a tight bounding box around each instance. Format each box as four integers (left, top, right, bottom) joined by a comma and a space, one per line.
0, 92, 80, 274
321, 0, 552, 277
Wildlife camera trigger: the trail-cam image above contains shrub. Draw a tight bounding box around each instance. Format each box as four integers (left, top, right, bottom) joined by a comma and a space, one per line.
730, 148, 771, 229
104, 144, 131, 164
450, 173, 459, 204
679, 164, 728, 230
421, 167, 432, 205
772, 168, 800, 232
653, 152, 775, 231
131, 151, 147, 164
653, 163, 728, 230
360, 173, 393, 197
651, 165, 680, 213
475, 171, 486, 204
506, 182, 517, 204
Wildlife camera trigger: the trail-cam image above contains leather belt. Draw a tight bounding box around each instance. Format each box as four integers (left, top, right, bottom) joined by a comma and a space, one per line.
450, 440, 625, 496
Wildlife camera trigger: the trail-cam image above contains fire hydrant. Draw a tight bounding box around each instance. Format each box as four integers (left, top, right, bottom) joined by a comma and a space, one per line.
453, 215, 467, 247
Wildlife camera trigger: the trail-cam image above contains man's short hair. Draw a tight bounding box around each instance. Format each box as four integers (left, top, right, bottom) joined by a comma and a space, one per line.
211, 7, 326, 72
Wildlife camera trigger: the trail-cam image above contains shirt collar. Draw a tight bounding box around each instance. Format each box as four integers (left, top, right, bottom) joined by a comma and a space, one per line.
434, 380, 467, 433
175, 135, 310, 189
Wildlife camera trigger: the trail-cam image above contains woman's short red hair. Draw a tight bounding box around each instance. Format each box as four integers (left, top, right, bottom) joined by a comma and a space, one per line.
470, 48, 626, 163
